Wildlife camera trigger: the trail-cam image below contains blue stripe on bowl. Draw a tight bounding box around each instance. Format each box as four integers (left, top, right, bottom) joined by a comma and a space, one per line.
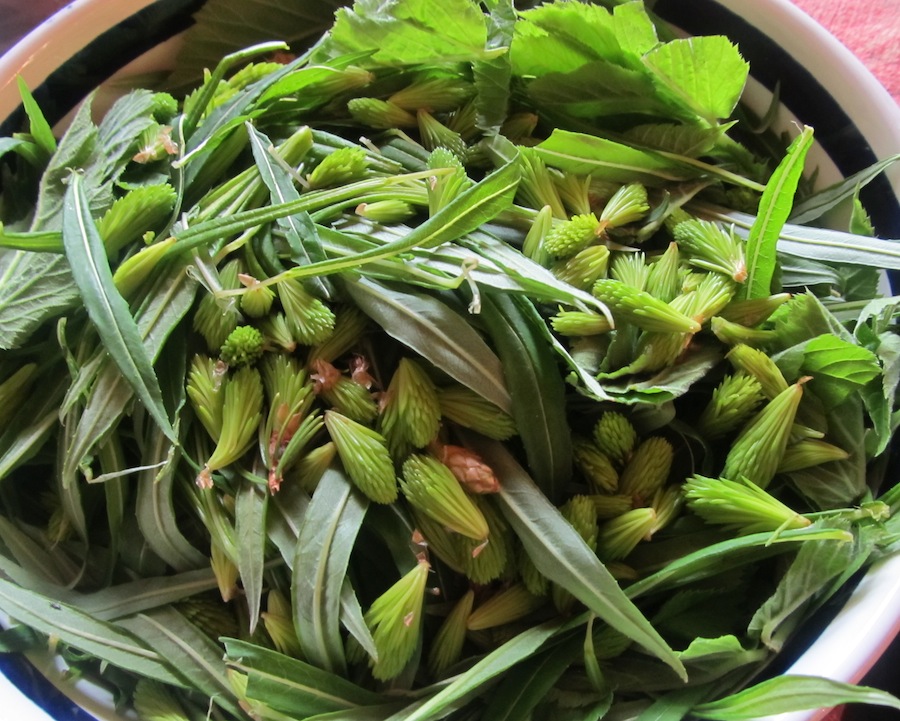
655, 0, 900, 239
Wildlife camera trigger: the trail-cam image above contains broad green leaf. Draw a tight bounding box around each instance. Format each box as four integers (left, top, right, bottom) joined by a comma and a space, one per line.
742, 126, 814, 299
474, 0, 515, 132
481, 293, 571, 502
466, 436, 685, 679
224, 638, 385, 715
344, 276, 511, 412
237, 479, 269, 634
0, 578, 186, 687
643, 36, 749, 124
535, 129, 700, 186
268, 482, 311, 566
62, 174, 174, 440
294, 466, 369, 675
384, 620, 565, 721
323, 0, 491, 65
95, 90, 163, 186
692, 675, 900, 720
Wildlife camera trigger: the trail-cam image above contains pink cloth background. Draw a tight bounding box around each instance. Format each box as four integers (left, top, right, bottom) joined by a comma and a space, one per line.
792, 0, 900, 101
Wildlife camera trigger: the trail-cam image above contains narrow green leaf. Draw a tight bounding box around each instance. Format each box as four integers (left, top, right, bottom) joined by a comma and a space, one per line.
279, 159, 520, 282
482, 635, 582, 720
237, 479, 269, 634
340, 578, 379, 660
384, 621, 565, 721
790, 153, 900, 224
0, 227, 63, 252
743, 126, 814, 299
0, 373, 65, 481
692, 675, 900, 720
75, 567, 220, 620
294, 466, 369, 675
62, 173, 175, 440
117, 608, 240, 713
224, 638, 385, 716
535, 129, 700, 185
246, 123, 332, 298
136, 423, 208, 571
474, 0, 515, 132
16, 76, 57, 159
344, 276, 512, 413
0, 578, 186, 687
480, 293, 572, 502
466, 436, 685, 679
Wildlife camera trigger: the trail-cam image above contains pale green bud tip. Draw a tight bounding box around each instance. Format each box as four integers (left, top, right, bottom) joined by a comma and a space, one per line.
220, 325, 264, 367
466, 584, 544, 631
307, 146, 368, 189
132, 679, 189, 721
389, 77, 474, 113
590, 494, 634, 519
544, 214, 602, 258
238, 274, 275, 318
600, 182, 649, 227
593, 411, 638, 467
418, 109, 467, 159
697, 372, 765, 439
262, 590, 303, 657
380, 357, 442, 450
325, 411, 398, 504
561, 495, 599, 551
203, 365, 264, 475
437, 385, 517, 440
552, 244, 610, 289
573, 438, 619, 493
711, 316, 777, 346
347, 97, 417, 129
356, 200, 415, 224
592, 279, 701, 334
551, 308, 612, 337
684, 474, 810, 535
518, 545, 549, 596
719, 293, 792, 327
401, 454, 489, 541
672, 218, 747, 282
100, 184, 177, 254
722, 380, 806, 489
597, 507, 657, 562
777, 439, 850, 473
726, 343, 789, 399
428, 590, 475, 678
186, 354, 226, 441
277, 279, 335, 346
619, 436, 674, 503
365, 557, 431, 680
210, 541, 239, 602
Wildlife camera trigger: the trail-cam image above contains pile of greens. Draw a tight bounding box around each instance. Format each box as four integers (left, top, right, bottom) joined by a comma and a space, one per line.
2, 0, 900, 719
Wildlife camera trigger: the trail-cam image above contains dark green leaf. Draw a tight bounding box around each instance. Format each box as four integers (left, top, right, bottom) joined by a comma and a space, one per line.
294, 466, 368, 674
236, 479, 269, 634
474, 0, 515, 132
224, 638, 385, 715
344, 276, 511, 412
466, 436, 685, 679
481, 293, 571, 502
62, 173, 174, 439
384, 621, 565, 721
0, 578, 186, 687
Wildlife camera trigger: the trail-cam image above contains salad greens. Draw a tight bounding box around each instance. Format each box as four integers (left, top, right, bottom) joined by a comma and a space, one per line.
1, 0, 900, 719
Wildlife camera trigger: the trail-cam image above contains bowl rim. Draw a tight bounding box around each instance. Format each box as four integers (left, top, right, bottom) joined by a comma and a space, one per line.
1, 2, 900, 721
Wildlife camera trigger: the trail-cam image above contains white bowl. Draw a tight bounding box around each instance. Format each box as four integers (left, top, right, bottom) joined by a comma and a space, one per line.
1, 2, 899, 720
